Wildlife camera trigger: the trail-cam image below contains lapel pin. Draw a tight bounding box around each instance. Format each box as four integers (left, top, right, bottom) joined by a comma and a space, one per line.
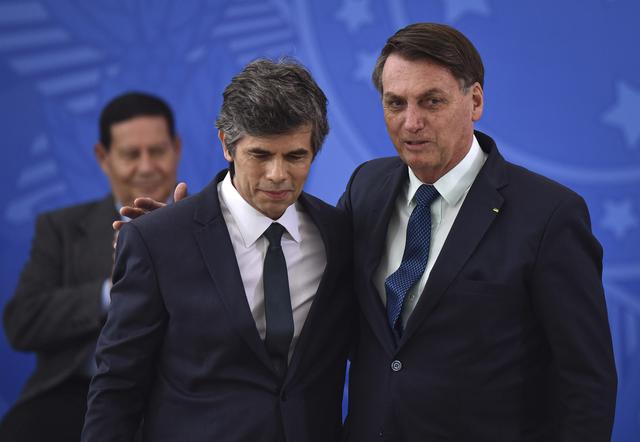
492, 208, 500, 213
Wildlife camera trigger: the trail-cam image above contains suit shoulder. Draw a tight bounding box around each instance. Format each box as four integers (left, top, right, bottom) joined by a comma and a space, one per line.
128, 187, 208, 235
300, 192, 336, 212
300, 192, 345, 219
299, 193, 352, 248
38, 196, 112, 225
504, 161, 585, 205
354, 156, 404, 176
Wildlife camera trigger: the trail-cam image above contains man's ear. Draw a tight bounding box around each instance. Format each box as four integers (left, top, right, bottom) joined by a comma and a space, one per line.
172, 136, 183, 159
218, 130, 233, 162
471, 82, 484, 122
94, 143, 110, 174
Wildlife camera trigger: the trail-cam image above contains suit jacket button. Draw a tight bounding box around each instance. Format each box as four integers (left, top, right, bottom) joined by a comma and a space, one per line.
391, 360, 402, 371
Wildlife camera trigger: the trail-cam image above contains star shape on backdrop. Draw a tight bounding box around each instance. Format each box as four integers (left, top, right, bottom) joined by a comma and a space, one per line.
601, 198, 638, 239
442, 0, 491, 22
603, 81, 640, 149
353, 50, 378, 85
336, 0, 373, 33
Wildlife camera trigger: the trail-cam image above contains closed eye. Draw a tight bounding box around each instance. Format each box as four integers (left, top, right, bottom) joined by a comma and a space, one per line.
248, 148, 271, 159
286, 149, 310, 161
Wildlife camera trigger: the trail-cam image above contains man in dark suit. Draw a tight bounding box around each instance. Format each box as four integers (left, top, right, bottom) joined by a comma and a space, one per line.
1, 92, 181, 442
339, 23, 617, 441
81, 60, 353, 442
118, 24, 617, 442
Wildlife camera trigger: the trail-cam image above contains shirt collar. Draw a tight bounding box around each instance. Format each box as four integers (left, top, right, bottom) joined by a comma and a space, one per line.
406, 134, 486, 207
220, 171, 301, 247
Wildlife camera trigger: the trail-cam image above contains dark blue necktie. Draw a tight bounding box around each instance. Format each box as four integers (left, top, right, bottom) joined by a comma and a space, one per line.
263, 223, 294, 378
385, 184, 440, 337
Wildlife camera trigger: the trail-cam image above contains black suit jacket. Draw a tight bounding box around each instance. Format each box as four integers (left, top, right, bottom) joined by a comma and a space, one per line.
82, 172, 354, 442
340, 132, 617, 442
3, 195, 116, 403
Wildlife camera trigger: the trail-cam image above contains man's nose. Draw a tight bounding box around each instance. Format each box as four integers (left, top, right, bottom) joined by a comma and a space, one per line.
403, 104, 425, 133
266, 158, 287, 182
137, 152, 155, 175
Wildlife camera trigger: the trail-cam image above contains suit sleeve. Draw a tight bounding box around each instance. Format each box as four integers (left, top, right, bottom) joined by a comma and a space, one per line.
82, 222, 167, 442
336, 160, 367, 215
531, 193, 617, 441
3, 212, 105, 351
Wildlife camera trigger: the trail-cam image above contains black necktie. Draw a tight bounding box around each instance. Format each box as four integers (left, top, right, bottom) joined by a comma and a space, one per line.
385, 184, 440, 337
263, 223, 294, 378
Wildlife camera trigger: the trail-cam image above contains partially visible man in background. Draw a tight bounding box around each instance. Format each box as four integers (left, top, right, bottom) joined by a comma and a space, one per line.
0, 92, 181, 442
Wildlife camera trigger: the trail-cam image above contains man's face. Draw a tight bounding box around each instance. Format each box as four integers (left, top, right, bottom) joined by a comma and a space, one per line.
221, 125, 314, 220
381, 54, 483, 183
95, 116, 181, 206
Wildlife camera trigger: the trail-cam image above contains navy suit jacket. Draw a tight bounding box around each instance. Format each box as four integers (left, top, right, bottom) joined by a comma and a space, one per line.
340, 132, 617, 442
82, 171, 354, 442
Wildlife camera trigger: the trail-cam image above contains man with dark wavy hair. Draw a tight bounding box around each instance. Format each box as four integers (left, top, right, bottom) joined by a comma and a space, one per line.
339, 22, 616, 441
82, 60, 354, 442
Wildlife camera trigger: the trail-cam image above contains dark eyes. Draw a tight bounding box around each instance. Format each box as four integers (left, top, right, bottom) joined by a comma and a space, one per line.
385, 100, 404, 110
249, 152, 308, 161
384, 97, 445, 111
119, 146, 168, 160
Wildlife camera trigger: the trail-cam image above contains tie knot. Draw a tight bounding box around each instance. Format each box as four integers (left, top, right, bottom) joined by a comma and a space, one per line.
264, 223, 286, 246
414, 184, 439, 207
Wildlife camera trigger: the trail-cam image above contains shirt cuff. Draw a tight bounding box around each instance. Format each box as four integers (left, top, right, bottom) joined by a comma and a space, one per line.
101, 278, 112, 311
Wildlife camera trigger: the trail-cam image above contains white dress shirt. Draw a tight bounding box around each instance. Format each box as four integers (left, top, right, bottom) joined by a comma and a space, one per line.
218, 172, 326, 360
374, 135, 487, 327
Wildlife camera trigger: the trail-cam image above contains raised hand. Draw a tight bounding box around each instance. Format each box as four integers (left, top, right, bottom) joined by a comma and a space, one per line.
113, 182, 188, 231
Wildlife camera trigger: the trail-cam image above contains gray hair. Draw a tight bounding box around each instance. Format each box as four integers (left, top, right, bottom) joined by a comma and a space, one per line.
216, 58, 329, 157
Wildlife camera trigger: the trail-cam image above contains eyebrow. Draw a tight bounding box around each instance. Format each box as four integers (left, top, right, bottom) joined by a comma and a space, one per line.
118, 141, 170, 151
383, 88, 445, 100
246, 147, 310, 155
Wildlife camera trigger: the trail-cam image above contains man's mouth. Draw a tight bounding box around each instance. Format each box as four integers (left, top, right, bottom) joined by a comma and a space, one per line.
133, 180, 162, 191
261, 189, 293, 200
403, 139, 430, 150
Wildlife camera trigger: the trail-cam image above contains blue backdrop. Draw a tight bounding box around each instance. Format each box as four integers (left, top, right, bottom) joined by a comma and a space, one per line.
0, 0, 638, 439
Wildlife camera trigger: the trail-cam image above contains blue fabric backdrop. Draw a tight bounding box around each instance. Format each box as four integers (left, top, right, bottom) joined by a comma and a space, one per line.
0, 1, 638, 439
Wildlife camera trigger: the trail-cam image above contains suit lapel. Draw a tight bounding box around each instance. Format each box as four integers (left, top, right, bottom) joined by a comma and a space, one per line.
400, 133, 508, 347
283, 193, 332, 382
193, 173, 274, 373
76, 194, 119, 277
359, 161, 407, 355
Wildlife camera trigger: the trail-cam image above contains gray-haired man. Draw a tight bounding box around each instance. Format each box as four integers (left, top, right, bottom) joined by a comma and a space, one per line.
82, 60, 354, 442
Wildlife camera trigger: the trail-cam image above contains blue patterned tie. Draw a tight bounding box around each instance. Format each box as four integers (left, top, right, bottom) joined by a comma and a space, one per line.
385, 184, 440, 336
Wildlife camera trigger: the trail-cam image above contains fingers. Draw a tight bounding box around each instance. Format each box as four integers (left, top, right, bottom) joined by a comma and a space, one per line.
120, 206, 148, 219
133, 197, 167, 211
111, 191, 179, 233
174, 182, 188, 202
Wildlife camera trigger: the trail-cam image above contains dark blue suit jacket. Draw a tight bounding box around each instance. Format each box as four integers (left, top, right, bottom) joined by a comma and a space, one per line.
340, 132, 617, 442
82, 171, 354, 442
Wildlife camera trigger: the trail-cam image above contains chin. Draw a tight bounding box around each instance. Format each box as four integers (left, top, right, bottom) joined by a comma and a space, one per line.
262, 204, 289, 220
